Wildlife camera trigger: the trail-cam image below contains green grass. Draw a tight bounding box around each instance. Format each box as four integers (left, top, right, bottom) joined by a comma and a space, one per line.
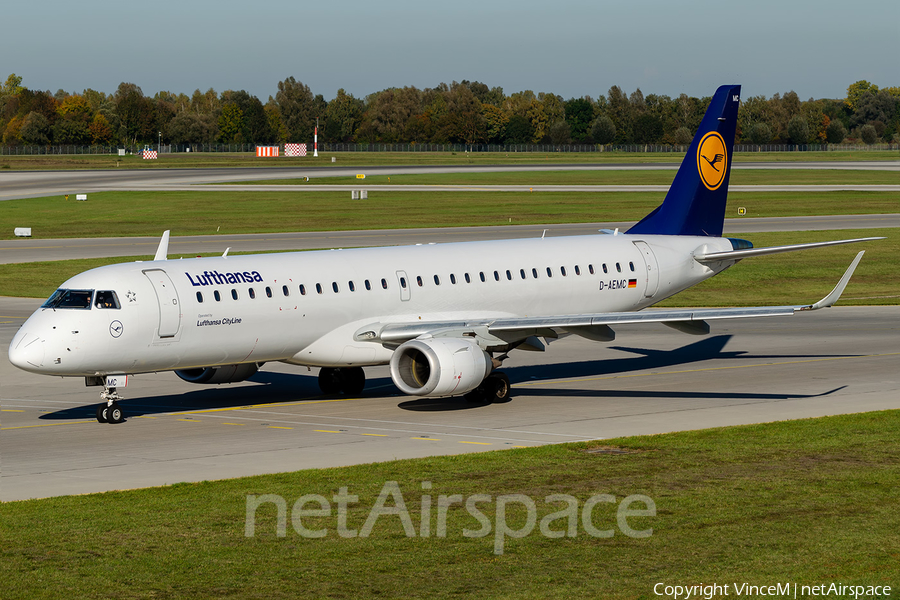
1, 230, 894, 304
245, 168, 900, 186
2, 411, 898, 599
2, 149, 899, 170
2, 189, 898, 240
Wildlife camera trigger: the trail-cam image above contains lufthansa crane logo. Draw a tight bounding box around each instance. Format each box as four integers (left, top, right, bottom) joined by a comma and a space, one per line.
697, 131, 727, 190
109, 320, 124, 338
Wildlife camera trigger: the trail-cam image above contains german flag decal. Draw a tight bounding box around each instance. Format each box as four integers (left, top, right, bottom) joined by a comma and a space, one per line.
628, 279, 638, 288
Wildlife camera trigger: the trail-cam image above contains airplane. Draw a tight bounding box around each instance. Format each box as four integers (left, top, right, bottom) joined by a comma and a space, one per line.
8, 85, 882, 424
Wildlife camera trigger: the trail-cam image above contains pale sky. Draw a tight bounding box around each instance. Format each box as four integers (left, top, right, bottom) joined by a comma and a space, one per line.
3, 0, 896, 102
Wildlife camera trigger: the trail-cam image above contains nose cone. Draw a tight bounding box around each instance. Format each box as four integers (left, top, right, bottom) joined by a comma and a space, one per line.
9, 331, 45, 372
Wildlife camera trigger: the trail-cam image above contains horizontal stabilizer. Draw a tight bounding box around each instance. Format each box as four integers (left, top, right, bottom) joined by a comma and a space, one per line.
695, 237, 883, 263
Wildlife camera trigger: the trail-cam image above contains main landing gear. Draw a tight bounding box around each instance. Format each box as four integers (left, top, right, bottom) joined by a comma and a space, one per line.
465, 371, 511, 403
318, 367, 366, 396
96, 385, 125, 424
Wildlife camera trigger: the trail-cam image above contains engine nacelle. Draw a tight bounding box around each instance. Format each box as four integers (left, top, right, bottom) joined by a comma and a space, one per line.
390, 337, 492, 397
175, 363, 260, 384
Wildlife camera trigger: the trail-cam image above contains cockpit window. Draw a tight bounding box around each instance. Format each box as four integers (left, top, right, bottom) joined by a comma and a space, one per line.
42, 289, 94, 309
95, 290, 121, 309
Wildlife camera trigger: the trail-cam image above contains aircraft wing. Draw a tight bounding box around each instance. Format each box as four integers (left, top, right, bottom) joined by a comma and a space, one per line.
357, 251, 865, 347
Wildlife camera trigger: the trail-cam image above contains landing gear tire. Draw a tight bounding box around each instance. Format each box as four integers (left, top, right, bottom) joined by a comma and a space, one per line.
465, 372, 511, 404
487, 372, 511, 402
318, 368, 343, 394
107, 403, 125, 424
318, 367, 366, 395
96, 405, 109, 423
340, 367, 366, 396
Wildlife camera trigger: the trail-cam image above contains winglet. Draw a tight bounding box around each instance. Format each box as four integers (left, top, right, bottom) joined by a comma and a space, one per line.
153, 230, 170, 261
798, 251, 865, 311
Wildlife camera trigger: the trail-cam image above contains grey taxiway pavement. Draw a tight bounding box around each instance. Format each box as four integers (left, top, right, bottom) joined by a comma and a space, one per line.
2, 161, 899, 200
3, 301, 898, 502
2, 163, 898, 501
2, 215, 898, 264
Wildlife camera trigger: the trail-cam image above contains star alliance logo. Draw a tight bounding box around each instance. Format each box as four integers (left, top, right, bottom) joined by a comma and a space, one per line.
126, 290, 137, 302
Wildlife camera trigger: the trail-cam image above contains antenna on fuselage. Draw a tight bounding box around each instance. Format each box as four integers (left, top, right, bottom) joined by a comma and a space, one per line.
153, 230, 170, 261
223, 248, 230, 257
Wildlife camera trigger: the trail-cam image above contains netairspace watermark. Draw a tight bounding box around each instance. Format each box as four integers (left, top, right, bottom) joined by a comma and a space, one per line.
654, 582, 893, 599
244, 480, 656, 555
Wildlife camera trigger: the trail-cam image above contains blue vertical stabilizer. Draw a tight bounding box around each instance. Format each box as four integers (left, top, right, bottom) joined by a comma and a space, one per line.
627, 85, 741, 237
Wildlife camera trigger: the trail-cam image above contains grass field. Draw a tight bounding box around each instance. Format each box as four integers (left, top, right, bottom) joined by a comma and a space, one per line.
1, 149, 899, 170
1, 189, 898, 240
1, 229, 894, 304
243, 168, 900, 186
1, 410, 897, 599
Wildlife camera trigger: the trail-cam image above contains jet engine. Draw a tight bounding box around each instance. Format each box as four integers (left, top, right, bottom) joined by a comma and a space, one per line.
175, 363, 260, 384
390, 337, 492, 397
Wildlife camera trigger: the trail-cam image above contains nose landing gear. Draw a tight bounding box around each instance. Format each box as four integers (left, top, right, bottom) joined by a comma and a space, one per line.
96, 385, 125, 424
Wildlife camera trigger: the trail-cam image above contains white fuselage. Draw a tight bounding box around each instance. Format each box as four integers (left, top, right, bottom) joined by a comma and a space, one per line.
9, 233, 734, 378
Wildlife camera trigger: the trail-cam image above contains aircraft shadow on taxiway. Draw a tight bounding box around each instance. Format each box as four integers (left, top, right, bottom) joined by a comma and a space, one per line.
399, 335, 851, 411
41, 335, 851, 420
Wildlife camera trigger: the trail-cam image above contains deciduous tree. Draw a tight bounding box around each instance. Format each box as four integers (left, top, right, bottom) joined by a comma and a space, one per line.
825, 119, 847, 144
20, 111, 51, 144
787, 114, 809, 145
859, 123, 878, 144
564, 97, 593, 142
591, 115, 616, 145
275, 77, 317, 142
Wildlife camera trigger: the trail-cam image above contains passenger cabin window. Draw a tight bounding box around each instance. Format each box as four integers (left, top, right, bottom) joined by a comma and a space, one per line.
42, 289, 93, 310
629, 262, 635, 272
546, 267, 553, 278
332, 282, 340, 293
532, 268, 538, 279
506, 270, 512, 281
561, 266, 567, 276
349, 281, 355, 292
520, 269, 526, 279
450, 274, 457, 284
575, 265, 581, 276
589, 264, 595, 275
316, 283, 323, 294
365, 280, 372, 291
214, 290, 221, 302
231, 289, 239, 300
416, 276, 423, 287
602, 264, 608, 274
283, 285, 290, 296
299, 285, 306, 296
250, 288, 256, 299
382, 278, 389, 290
616, 263, 622, 273
95, 290, 120, 309
196, 292, 203, 303
479, 272, 486, 282
434, 275, 440, 285
493, 271, 500, 281
266, 286, 273, 298
465, 273, 471, 283
400, 277, 407, 289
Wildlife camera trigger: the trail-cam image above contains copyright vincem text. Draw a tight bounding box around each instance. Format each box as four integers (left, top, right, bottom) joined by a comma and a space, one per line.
653, 582, 892, 599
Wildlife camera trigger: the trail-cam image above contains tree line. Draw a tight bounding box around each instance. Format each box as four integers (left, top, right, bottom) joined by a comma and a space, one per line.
1, 74, 898, 148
